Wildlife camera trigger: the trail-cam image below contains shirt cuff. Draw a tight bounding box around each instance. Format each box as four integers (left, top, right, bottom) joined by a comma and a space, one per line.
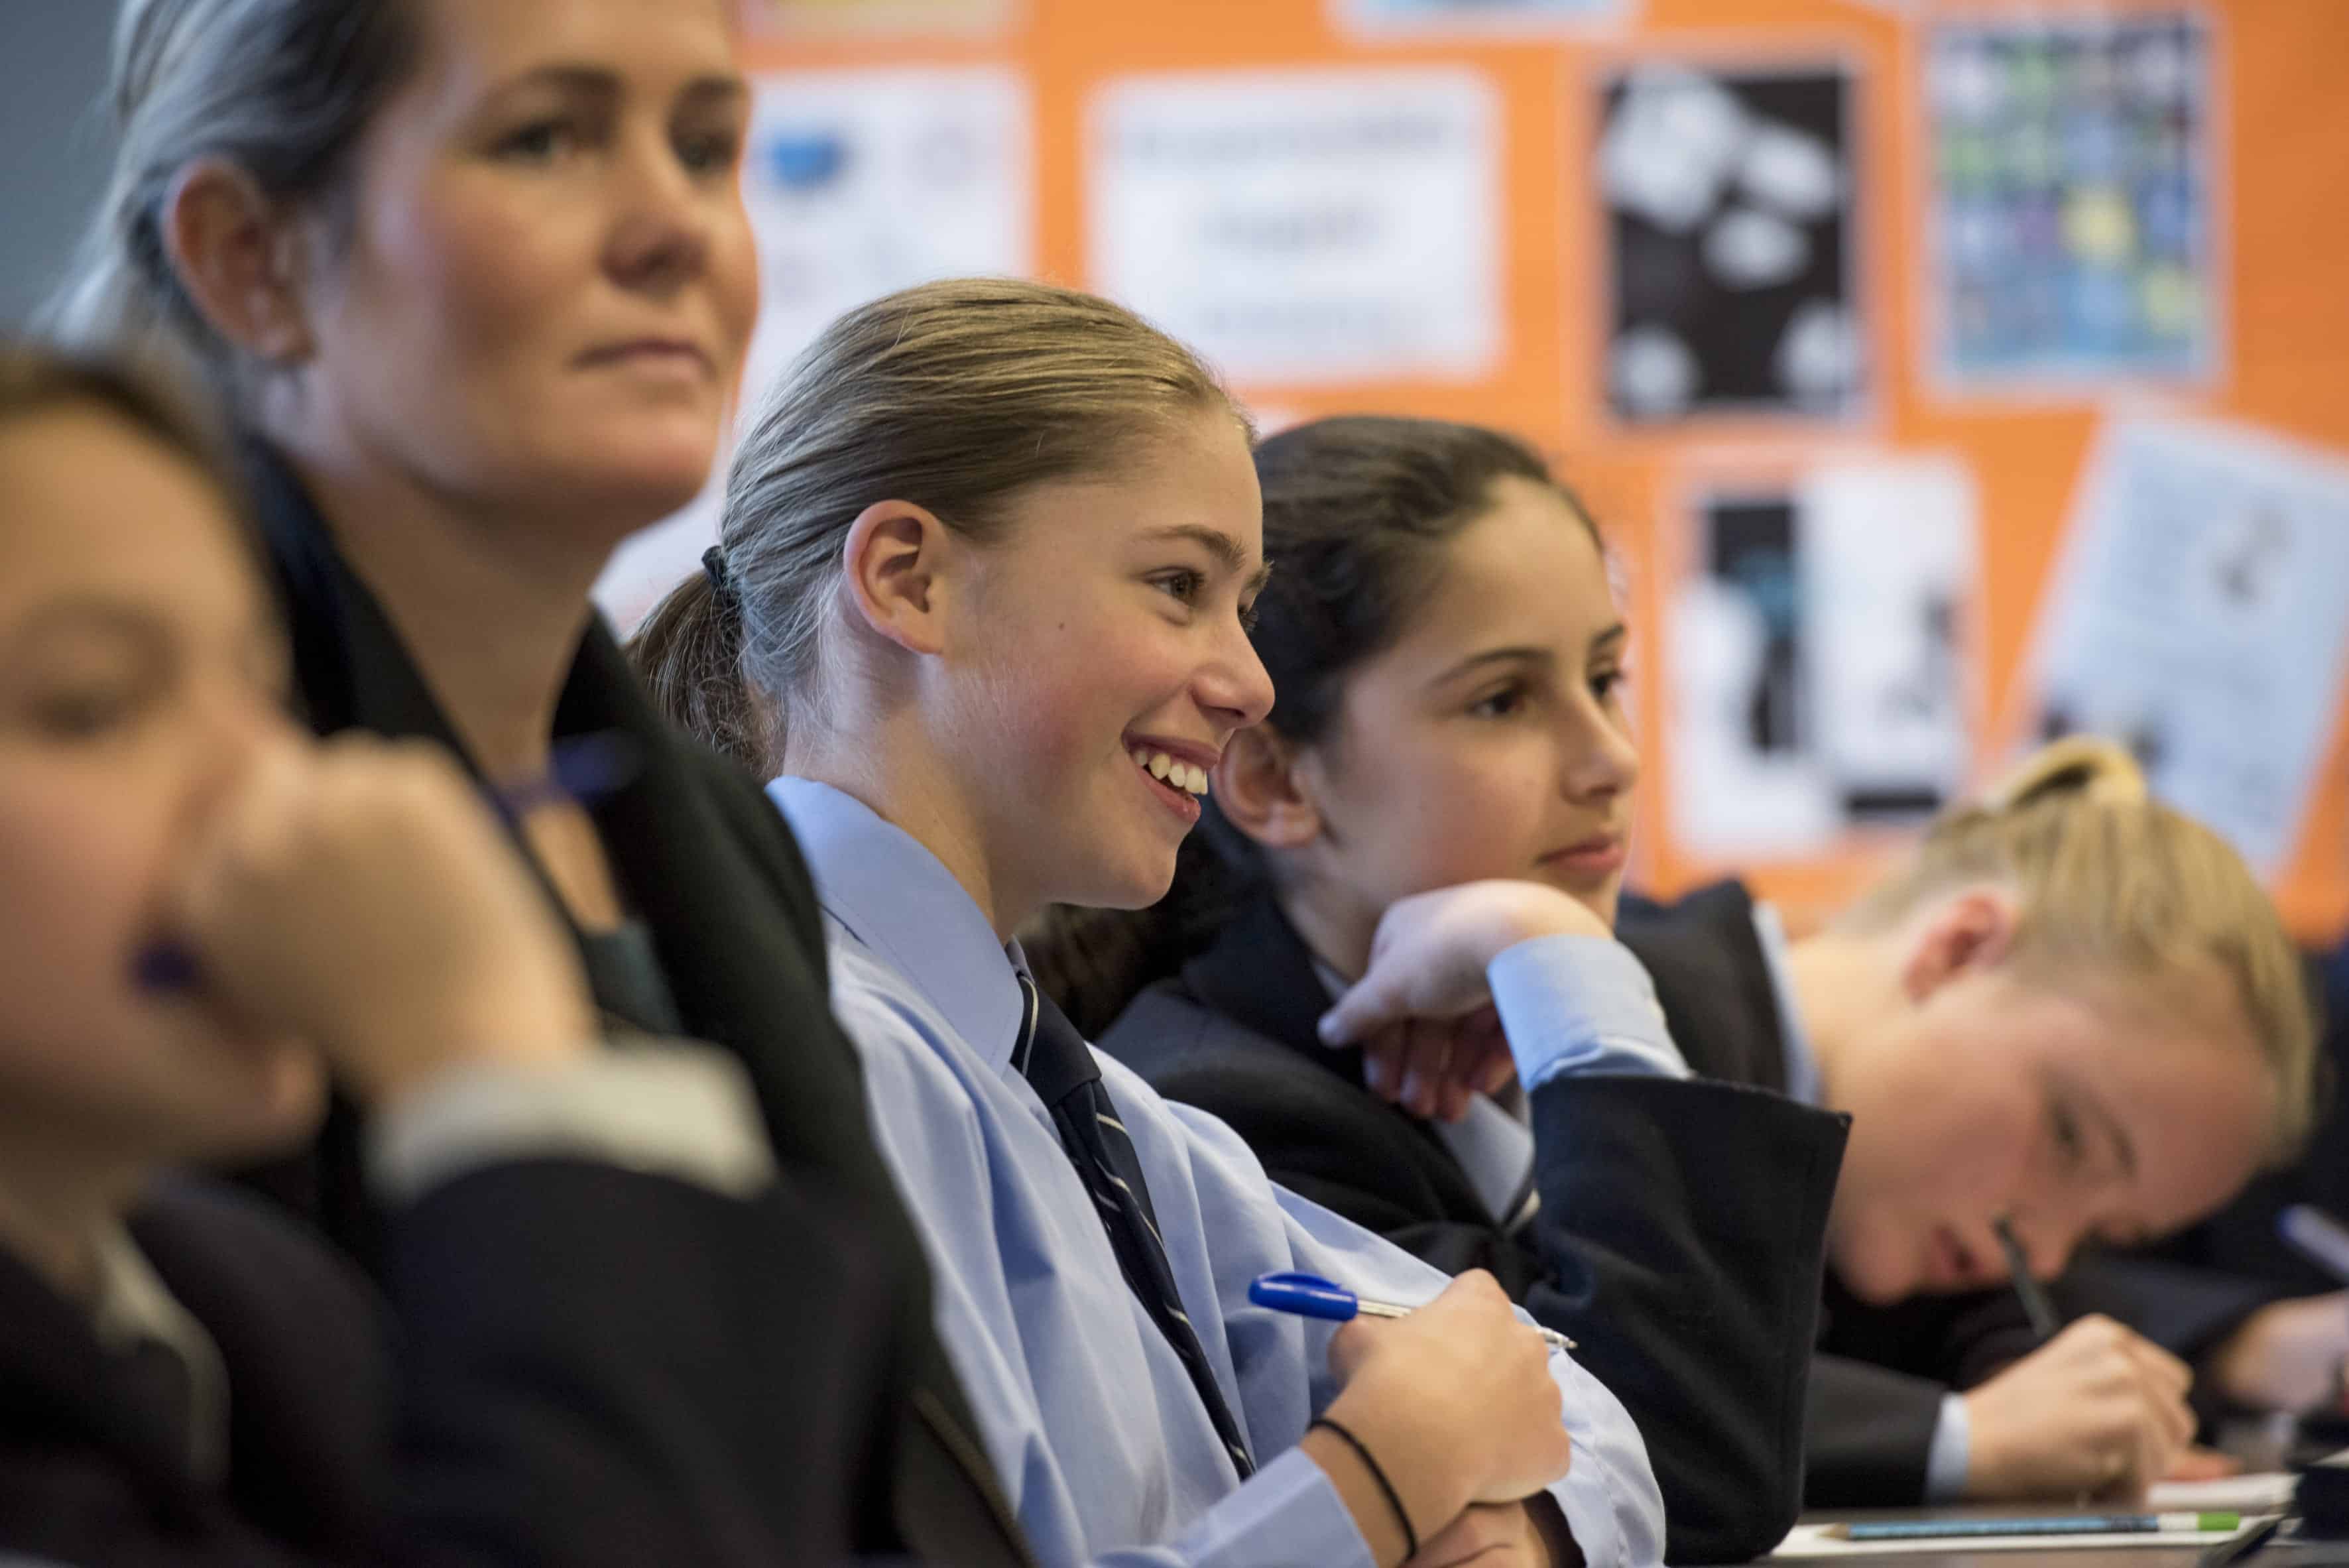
368, 1044, 777, 1206
1486, 934, 1689, 1091
1185, 1446, 1377, 1568
1924, 1391, 1972, 1502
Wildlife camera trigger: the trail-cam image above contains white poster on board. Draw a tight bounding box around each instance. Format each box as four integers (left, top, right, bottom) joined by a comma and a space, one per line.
1667, 456, 1978, 859
2018, 416, 2349, 876
1337, 0, 1632, 36
1087, 68, 1500, 385
595, 66, 1033, 629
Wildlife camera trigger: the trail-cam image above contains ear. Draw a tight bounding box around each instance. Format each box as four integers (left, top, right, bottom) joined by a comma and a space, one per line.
1899, 887, 2019, 1004
1212, 725, 1323, 851
160, 158, 314, 363
837, 499, 954, 658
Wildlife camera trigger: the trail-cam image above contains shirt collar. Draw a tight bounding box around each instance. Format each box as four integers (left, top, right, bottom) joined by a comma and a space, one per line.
769, 776, 1030, 1069
91, 1225, 229, 1485
1748, 900, 1823, 1108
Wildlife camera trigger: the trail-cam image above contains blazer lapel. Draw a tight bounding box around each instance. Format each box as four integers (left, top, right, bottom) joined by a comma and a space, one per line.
1181, 896, 1508, 1225
1181, 896, 1362, 1076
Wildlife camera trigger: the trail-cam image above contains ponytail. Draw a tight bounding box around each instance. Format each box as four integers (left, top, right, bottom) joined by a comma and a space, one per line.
628, 548, 771, 774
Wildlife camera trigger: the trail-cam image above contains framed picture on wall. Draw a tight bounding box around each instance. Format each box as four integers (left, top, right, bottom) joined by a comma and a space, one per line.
1665, 456, 1977, 860
2012, 415, 2349, 879
1086, 67, 1502, 385
1594, 60, 1864, 426
1922, 11, 2218, 393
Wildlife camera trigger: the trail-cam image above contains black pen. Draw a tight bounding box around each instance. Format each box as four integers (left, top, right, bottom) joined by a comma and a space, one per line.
1996, 1217, 2064, 1341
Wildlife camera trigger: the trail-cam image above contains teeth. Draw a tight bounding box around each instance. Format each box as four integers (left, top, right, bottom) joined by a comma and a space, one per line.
1132, 747, 1210, 797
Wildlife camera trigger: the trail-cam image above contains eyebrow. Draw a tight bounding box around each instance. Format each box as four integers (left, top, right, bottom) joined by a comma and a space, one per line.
495, 64, 749, 109
1433, 644, 1555, 687
1429, 621, 1628, 689
1142, 525, 1274, 596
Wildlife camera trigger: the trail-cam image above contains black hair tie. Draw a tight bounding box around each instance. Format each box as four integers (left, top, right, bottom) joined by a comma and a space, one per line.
1309, 1415, 1417, 1558
701, 544, 737, 604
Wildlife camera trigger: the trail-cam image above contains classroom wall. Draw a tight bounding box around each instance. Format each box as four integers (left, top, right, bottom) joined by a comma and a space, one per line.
707, 0, 2349, 940
0, 2, 118, 327
5, 1, 2340, 939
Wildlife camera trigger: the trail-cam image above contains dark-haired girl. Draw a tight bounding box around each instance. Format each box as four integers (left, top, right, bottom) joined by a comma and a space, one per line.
0, 340, 900, 1566
1098, 416, 1849, 1561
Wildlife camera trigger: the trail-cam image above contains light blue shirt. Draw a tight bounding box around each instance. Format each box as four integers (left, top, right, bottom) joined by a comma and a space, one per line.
772, 778, 1666, 1568
1748, 900, 1970, 1500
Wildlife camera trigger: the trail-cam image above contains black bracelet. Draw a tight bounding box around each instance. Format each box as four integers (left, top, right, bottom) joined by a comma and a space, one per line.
1310, 1415, 1419, 1559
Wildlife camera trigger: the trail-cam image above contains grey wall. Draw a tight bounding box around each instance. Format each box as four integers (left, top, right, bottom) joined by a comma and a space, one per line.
0, 1, 120, 326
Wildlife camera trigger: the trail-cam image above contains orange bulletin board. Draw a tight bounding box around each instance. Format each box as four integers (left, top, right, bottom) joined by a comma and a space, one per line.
734, 0, 2349, 940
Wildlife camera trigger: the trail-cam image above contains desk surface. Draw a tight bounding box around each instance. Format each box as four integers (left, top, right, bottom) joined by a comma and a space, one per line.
1788, 1506, 2339, 1568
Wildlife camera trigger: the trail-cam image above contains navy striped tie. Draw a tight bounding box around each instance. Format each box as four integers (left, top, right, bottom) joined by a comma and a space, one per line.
1013, 973, 1255, 1479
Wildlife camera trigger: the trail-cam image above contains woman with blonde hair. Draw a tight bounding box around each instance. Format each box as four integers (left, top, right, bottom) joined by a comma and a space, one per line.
1097, 413, 2319, 1516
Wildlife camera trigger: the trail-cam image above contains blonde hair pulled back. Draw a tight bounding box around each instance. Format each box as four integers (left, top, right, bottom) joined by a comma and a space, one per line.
631, 277, 1242, 770
1842, 736, 2320, 1158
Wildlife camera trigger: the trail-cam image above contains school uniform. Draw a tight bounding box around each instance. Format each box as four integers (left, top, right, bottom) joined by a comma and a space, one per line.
235, 445, 1032, 1567
0, 1052, 891, 1566
772, 778, 1669, 1568
1101, 889, 1851, 1563
1615, 880, 2051, 1506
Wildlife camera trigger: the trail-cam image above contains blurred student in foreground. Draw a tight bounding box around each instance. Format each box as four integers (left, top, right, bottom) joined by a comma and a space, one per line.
0, 340, 896, 1565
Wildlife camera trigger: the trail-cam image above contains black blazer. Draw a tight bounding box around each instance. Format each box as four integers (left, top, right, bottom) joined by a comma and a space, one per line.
0, 1167, 892, 1565
235, 449, 1030, 1567
1100, 893, 1850, 1564
1617, 881, 2049, 1506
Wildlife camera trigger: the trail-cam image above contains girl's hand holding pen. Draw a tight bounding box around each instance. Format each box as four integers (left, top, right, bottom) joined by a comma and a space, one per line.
1307, 1268, 1573, 1565
163, 733, 597, 1105
1960, 1314, 2196, 1502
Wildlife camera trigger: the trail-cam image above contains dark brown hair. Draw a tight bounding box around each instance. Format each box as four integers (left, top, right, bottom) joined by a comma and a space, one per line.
0, 337, 238, 497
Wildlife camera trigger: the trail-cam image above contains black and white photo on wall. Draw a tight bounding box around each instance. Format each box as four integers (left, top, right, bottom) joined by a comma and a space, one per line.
1666, 457, 1977, 860
1596, 60, 1862, 424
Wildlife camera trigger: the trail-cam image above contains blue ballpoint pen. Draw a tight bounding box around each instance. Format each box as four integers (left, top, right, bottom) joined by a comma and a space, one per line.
1250, 1270, 1577, 1353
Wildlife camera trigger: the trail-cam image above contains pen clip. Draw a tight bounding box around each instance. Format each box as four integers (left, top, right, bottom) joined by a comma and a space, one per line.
1249, 1271, 1360, 1323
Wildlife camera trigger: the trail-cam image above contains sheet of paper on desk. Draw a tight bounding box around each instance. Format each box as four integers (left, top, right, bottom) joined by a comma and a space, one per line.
1772, 1521, 2254, 1557
2147, 1473, 2301, 1512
